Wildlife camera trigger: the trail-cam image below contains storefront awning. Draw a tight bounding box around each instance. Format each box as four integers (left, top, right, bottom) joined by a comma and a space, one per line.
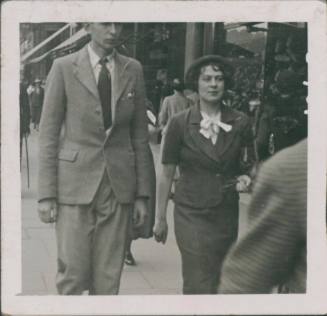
27, 52, 51, 64
51, 28, 88, 53
26, 28, 89, 64
21, 23, 72, 63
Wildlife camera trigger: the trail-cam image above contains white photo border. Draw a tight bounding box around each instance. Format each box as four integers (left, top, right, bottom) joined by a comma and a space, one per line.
1, 0, 327, 315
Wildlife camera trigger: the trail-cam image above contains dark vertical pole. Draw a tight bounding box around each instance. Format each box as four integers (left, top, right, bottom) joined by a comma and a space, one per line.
213, 23, 226, 55
132, 23, 138, 59
263, 22, 277, 96
184, 23, 204, 76
203, 23, 215, 55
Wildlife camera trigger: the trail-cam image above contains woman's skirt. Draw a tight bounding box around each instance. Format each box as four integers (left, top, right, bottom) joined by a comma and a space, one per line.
174, 190, 239, 293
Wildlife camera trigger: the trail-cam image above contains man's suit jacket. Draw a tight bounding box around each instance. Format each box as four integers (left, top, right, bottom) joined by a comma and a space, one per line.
218, 139, 307, 293
38, 46, 152, 205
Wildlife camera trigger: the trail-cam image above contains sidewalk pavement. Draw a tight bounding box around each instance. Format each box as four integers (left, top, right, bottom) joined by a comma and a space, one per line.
21, 130, 251, 295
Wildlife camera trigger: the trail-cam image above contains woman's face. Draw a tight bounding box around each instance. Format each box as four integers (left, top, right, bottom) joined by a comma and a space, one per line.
198, 65, 225, 104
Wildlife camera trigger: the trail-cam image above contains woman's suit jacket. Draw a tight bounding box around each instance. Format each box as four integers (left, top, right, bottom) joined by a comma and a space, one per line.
38, 46, 153, 205
162, 103, 253, 209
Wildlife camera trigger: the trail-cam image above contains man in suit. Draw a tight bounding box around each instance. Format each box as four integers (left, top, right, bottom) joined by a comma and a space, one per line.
30, 78, 44, 131
218, 139, 307, 293
37, 23, 153, 295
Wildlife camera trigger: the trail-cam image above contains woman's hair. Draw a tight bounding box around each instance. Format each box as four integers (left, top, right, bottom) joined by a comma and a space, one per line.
188, 62, 234, 92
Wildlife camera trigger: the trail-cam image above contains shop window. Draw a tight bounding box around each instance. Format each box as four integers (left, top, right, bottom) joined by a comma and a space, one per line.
222, 23, 267, 116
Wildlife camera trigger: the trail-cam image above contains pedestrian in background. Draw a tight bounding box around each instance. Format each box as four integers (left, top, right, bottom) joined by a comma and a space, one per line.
30, 78, 44, 131
124, 148, 156, 266
158, 78, 190, 197
20, 78, 30, 159
27, 81, 35, 99
158, 78, 190, 135
218, 139, 307, 293
37, 23, 154, 295
154, 55, 253, 294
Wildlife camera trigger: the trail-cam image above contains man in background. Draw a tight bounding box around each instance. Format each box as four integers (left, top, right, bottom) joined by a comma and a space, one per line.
30, 78, 44, 131
20, 78, 30, 159
158, 78, 190, 135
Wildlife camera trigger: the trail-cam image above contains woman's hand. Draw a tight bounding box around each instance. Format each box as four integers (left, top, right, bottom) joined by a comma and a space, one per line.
154, 164, 176, 245
153, 219, 168, 244
236, 175, 252, 192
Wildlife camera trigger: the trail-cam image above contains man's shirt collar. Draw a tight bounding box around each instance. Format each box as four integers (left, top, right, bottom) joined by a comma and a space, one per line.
87, 44, 115, 69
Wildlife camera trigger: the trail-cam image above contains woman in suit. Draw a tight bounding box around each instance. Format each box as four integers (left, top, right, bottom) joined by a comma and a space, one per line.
154, 55, 253, 294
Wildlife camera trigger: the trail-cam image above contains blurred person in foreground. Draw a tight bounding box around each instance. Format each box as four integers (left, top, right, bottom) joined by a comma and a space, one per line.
37, 23, 153, 295
218, 139, 307, 294
154, 55, 253, 294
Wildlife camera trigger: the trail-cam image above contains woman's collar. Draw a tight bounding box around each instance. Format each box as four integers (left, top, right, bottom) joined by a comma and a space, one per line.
190, 100, 240, 124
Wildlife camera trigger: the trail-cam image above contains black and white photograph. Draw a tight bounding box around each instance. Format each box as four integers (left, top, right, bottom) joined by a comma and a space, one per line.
19, 20, 309, 296
2, 1, 327, 315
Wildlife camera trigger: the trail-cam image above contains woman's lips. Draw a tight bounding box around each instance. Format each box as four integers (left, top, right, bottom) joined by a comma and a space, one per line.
104, 39, 118, 44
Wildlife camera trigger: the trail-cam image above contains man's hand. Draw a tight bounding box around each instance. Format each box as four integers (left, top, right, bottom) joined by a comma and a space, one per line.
133, 198, 148, 228
38, 198, 57, 223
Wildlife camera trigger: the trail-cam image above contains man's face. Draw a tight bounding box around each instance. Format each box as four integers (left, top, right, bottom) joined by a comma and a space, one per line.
86, 23, 123, 53
198, 65, 225, 104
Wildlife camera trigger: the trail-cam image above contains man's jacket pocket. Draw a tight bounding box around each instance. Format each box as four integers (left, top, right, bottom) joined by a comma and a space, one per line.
58, 149, 78, 162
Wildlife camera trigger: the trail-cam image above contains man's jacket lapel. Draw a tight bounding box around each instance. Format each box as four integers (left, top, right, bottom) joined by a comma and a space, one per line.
112, 52, 132, 122
73, 46, 100, 102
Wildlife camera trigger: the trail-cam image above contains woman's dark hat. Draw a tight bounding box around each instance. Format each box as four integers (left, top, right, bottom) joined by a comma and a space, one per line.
185, 55, 234, 90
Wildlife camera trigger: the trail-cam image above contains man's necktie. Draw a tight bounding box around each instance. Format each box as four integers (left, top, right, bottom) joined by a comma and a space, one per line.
98, 57, 112, 130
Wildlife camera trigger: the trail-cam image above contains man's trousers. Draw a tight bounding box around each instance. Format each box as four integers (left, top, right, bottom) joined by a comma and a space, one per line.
55, 172, 132, 295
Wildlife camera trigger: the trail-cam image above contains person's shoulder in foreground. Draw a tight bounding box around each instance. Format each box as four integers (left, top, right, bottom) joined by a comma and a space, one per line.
218, 139, 307, 294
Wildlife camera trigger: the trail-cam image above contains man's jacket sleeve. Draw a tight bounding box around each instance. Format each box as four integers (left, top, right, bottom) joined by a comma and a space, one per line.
38, 59, 66, 201
130, 62, 152, 198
